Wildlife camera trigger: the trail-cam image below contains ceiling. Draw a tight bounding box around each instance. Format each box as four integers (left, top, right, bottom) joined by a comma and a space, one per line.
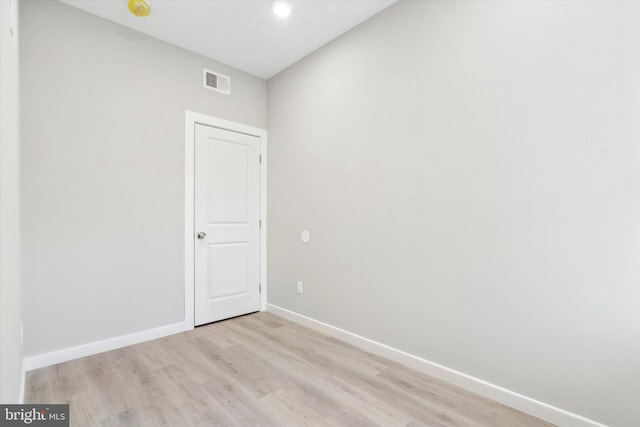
58, 0, 397, 80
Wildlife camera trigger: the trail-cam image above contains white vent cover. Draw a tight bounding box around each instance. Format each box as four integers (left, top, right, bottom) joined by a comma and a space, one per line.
203, 68, 231, 95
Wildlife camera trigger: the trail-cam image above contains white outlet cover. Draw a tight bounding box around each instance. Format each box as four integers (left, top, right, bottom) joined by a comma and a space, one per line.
301, 230, 310, 243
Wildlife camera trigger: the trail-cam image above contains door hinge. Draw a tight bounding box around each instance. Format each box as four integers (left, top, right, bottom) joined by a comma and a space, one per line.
259, 154, 262, 164
259, 219, 262, 228
259, 284, 262, 293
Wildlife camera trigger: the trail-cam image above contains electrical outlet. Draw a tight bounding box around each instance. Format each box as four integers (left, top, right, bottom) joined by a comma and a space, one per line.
296, 280, 303, 295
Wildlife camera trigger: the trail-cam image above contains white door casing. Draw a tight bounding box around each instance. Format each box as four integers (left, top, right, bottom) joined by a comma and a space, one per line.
185, 112, 267, 328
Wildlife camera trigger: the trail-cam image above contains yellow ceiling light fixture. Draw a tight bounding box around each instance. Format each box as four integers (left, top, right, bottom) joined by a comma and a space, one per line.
128, 0, 151, 17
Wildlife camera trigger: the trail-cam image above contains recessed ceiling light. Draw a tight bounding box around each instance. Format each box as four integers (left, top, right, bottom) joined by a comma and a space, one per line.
271, 1, 291, 18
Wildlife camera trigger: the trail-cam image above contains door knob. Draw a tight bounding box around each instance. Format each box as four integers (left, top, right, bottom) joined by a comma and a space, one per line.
197, 232, 206, 239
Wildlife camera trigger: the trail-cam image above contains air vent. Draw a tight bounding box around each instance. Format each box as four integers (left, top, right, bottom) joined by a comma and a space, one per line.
203, 68, 231, 95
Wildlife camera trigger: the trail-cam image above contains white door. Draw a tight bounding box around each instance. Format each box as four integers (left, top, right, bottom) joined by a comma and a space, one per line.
194, 124, 261, 326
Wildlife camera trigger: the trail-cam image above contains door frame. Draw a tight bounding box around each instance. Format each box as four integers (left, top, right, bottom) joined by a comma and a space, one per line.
184, 111, 267, 329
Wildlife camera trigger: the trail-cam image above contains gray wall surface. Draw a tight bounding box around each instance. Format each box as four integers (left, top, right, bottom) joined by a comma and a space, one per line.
267, 1, 640, 426
0, 0, 23, 403
21, 0, 266, 356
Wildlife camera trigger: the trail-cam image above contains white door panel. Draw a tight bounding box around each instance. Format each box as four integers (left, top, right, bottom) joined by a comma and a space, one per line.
194, 124, 260, 326
207, 140, 249, 223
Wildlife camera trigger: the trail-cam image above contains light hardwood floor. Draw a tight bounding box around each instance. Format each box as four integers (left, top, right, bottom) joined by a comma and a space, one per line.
26, 312, 554, 426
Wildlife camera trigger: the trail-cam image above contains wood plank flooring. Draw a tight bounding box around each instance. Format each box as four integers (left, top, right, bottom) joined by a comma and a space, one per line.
26, 312, 554, 426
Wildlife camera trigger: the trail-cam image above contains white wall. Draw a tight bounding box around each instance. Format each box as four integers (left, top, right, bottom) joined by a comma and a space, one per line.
0, 0, 23, 403
267, 1, 640, 426
20, 0, 266, 357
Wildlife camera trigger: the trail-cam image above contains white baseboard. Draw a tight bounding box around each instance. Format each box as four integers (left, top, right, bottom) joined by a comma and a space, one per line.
23, 321, 192, 372
267, 304, 608, 427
